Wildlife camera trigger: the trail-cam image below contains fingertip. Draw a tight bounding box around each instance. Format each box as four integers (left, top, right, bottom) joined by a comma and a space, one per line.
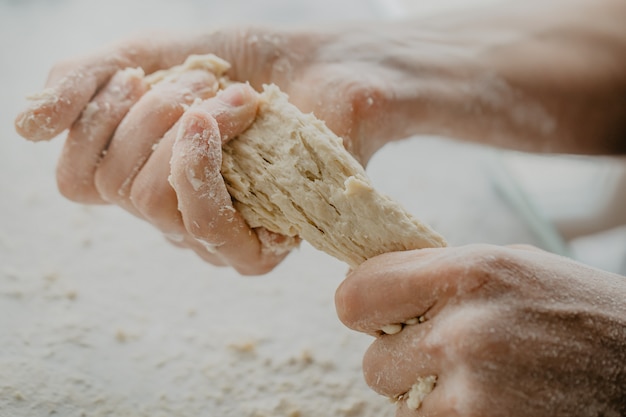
334, 273, 364, 329
232, 261, 278, 277
216, 82, 258, 107
57, 67, 149, 204
335, 248, 449, 333
175, 108, 219, 149
191, 106, 217, 124
15, 96, 64, 142
15, 71, 99, 142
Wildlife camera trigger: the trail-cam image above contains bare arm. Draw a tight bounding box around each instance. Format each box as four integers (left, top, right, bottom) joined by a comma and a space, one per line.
366, 0, 626, 157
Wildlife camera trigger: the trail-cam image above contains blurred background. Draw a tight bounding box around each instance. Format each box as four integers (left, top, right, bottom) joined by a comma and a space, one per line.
0, 0, 624, 416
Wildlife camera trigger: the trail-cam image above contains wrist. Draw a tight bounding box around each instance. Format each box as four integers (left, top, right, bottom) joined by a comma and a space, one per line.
311, 21, 482, 163
330, 19, 487, 161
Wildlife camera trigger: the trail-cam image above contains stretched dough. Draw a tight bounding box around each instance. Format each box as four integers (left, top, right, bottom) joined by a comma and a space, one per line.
154, 55, 447, 267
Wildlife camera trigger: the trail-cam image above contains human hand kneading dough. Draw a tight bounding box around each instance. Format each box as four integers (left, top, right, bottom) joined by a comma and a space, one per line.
167, 84, 295, 275
14, 27, 413, 274
335, 244, 626, 416
14, 0, 626, 414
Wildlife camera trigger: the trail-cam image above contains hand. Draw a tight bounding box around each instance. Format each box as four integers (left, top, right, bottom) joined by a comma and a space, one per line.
155, 83, 296, 275
15, 26, 405, 162
14, 27, 411, 273
50, 71, 291, 274
335, 244, 626, 416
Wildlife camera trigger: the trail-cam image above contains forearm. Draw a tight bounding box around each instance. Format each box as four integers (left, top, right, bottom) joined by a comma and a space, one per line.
16, 0, 626, 160
374, 0, 626, 156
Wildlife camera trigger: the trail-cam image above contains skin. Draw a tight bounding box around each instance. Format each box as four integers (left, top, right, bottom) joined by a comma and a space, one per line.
14, 0, 626, 414
335, 245, 626, 416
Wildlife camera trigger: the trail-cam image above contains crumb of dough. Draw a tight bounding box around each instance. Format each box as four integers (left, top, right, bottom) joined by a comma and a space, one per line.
255, 227, 301, 256
144, 55, 230, 85
299, 349, 314, 365
44, 272, 60, 282
404, 315, 426, 326
228, 340, 257, 355
405, 375, 437, 411
115, 330, 128, 343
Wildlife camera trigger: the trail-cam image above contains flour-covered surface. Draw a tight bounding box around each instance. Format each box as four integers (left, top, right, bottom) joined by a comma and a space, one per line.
0, 1, 554, 416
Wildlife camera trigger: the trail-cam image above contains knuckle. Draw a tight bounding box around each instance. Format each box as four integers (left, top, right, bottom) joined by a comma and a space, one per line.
476, 245, 521, 271
224, 26, 289, 85
151, 68, 216, 101
428, 306, 505, 365
452, 245, 524, 294
347, 81, 387, 119
47, 58, 78, 84
333, 79, 389, 159
423, 309, 473, 358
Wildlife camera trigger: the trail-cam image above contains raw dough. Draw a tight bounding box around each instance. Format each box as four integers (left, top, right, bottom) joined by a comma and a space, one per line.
405, 375, 437, 410
155, 55, 447, 267
222, 84, 446, 267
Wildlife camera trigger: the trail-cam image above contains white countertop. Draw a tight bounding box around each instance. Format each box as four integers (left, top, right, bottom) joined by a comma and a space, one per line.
0, 1, 622, 416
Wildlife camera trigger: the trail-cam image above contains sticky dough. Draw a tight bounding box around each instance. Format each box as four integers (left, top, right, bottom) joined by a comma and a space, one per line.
150, 55, 446, 267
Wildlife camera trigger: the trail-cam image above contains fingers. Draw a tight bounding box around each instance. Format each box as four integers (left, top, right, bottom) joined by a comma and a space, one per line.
15, 65, 110, 141
129, 124, 183, 233
14, 27, 289, 142
169, 84, 289, 275
94, 68, 219, 214
14, 32, 203, 142
362, 316, 456, 416
56, 68, 149, 204
130, 83, 256, 232
362, 322, 440, 398
339, 245, 546, 416
362, 305, 485, 416
335, 249, 447, 335
335, 245, 520, 335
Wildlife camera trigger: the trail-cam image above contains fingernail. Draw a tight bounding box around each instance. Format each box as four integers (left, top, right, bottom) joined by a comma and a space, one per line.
217, 84, 247, 107
381, 323, 403, 335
